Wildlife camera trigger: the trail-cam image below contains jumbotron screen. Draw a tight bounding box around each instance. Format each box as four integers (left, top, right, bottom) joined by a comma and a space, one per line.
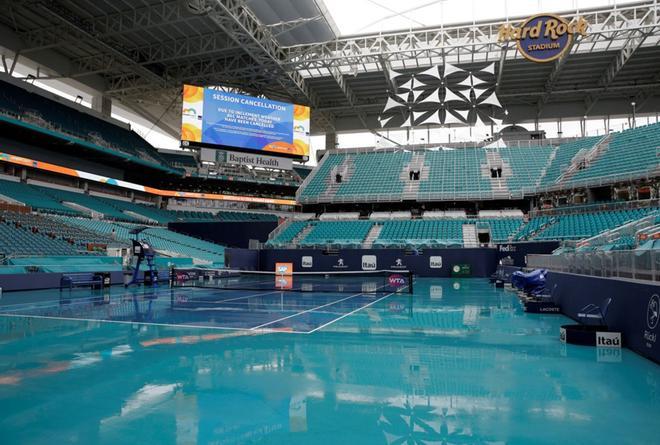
180, 84, 311, 160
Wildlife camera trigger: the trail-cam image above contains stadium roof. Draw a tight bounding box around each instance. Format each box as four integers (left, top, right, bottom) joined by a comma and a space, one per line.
0, 0, 659, 137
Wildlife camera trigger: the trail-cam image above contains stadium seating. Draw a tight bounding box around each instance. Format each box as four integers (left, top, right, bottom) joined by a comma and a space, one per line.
297, 124, 659, 204
159, 151, 198, 169
539, 137, 600, 186
55, 216, 225, 264
0, 214, 84, 256
1, 211, 114, 251
0, 223, 80, 256
91, 197, 175, 223
480, 218, 524, 242
0, 180, 280, 226
34, 186, 140, 221
418, 149, 492, 198
294, 166, 312, 179
499, 146, 554, 192
531, 208, 657, 240
300, 220, 374, 247
335, 151, 412, 199
298, 152, 344, 200
299, 146, 560, 202
141, 228, 225, 265
265, 207, 659, 249
568, 123, 660, 184
266, 221, 309, 247
569, 211, 660, 252
514, 216, 553, 240
0, 78, 176, 173
0, 179, 81, 215
55, 216, 134, 240
374, 219, 464, 247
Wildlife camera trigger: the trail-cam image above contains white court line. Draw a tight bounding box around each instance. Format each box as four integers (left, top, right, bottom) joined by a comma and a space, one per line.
0, 312, 252, 331
170, 291, 350, 310
0, 312, 321, 335
171, 289, 283, 307
305, 292, 396, 334
0, 288, 282, 314
0, 314, 318, 334
249, 285, 388, 330
0, 287, 177, 311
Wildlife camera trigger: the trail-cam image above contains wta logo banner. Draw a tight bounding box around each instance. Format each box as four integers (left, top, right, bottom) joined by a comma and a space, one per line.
388, 274, 407, 289
498, 14, 588, 63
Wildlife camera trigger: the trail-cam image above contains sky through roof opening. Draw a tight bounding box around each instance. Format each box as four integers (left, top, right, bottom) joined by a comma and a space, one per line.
324, 0, 638, 36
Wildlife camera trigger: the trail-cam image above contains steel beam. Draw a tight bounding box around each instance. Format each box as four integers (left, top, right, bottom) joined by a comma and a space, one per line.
584, 22, 656, 115
536, 40, 575, 117
283, 2, 660, 74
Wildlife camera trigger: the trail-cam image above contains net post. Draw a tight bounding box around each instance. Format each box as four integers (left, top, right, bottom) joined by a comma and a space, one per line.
169, 266, 174, 288
408, 270, 414, 294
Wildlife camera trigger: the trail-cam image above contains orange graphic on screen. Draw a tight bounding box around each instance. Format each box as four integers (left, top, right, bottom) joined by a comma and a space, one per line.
183, 84, 204, 103
293, 104, 310, 120
275, 275, 293, 290
181, 123, 202, 142
275, 262, 293, 275
263, 141, 307, 156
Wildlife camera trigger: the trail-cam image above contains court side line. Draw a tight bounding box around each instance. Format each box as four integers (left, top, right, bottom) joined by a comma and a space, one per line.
0, 311, 321, 335
305, 292, 396, 334
171, 289, 283, 309
0, 287, 177, 311
0, 289, 281, 314
0, 312, 252, 331
249, 289, 381, 330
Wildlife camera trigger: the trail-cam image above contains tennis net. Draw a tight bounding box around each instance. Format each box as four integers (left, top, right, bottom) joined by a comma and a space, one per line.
169, 268, 413, 295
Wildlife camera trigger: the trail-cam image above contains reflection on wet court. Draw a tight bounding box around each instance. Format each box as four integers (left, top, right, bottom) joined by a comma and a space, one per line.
0, 278, 659, 444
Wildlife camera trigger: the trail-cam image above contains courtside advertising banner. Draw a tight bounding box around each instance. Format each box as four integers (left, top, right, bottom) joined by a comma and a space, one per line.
181, 84, 310, 159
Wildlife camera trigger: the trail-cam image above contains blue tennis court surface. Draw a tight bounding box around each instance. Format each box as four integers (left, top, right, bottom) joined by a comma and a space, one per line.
0, 284, 402, 333
0, 278, 659, 444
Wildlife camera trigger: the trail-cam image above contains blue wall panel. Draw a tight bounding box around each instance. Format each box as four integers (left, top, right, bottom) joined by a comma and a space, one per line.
548, 272, 660, 364
259, 248, 498, 277
169, 221, 278, 249
496, 241, 560, 266
225, 248, 260, 270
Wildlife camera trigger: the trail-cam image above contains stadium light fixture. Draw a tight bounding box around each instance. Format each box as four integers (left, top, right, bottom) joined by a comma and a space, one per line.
631, 101, 637, 128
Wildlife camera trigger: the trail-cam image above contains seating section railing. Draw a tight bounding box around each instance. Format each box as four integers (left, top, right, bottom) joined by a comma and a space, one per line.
0, 78, 175, 173
297, 123, 660, 204
527, 250, 660, 282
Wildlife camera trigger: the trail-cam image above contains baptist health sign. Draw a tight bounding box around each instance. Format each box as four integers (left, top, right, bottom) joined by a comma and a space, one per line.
498, 14, 588, 63
225, 151, 293, 170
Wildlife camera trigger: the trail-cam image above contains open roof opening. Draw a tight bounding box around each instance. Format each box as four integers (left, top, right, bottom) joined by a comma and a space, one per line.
323, 0, 639, 36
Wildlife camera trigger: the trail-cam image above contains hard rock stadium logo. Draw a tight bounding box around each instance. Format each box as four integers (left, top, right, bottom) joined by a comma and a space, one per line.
498, 14, 589, 63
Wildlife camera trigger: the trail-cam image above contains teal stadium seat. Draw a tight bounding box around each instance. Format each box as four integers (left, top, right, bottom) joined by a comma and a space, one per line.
266, 221, 309, 247
569, 123, 660, 184
0, 79, 176, 173
499, 146, 554, 192
299, 221, 374, 247
0, 180, 81, 215
374, 219, 465, 248
539, 137, 600, 186
418, 149, 492, 198
335, 151, 412, 199
530, 208, 657, 240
